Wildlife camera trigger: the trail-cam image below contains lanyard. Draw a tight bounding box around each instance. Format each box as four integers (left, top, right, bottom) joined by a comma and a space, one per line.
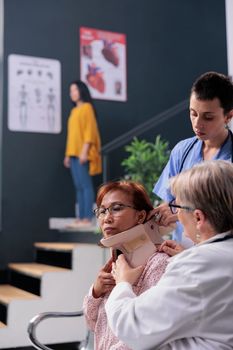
179, 130, 233, 173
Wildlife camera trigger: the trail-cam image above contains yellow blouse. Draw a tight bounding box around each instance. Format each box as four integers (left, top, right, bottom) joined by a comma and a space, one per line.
65, 103, 102, 175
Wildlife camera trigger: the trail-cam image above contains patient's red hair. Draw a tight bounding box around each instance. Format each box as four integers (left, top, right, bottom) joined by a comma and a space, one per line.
96, 180, 153, 214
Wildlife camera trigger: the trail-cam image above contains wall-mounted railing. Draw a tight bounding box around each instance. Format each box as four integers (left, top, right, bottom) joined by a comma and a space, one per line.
101, 99, 189, 182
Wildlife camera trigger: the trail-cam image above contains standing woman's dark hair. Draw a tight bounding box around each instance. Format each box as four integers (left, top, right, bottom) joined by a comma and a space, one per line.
71, 80, 93, 103
64, 79, 102, 228
70, 80, 98, 119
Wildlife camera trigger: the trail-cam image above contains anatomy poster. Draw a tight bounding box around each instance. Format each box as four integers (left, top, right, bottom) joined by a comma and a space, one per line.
80, 27, 127, 101
8, 54, 61, 133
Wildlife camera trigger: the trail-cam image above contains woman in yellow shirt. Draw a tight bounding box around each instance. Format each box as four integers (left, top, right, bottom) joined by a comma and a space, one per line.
64, 80, 102, 227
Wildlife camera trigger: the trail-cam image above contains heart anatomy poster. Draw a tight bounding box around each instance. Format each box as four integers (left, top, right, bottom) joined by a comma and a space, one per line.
8, 54, 61, 133
80, 27, 127, 102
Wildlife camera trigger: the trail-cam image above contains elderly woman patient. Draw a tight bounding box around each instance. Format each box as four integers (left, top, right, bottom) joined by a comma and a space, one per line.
105, 160, 233, 350
83, 181, 169, 350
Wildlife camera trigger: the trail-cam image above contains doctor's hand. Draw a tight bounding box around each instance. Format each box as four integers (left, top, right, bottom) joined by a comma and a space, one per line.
159, 239, 185, 256
112, 255, 144, 285
93, 258, 115, 298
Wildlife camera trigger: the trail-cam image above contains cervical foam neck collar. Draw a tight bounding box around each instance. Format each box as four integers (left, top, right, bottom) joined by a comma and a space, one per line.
100, 217, 174, 267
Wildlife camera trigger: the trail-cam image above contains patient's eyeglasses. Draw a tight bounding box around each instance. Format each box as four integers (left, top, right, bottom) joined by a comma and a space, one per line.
93, 203, 136, 219
169, 200, 195, 214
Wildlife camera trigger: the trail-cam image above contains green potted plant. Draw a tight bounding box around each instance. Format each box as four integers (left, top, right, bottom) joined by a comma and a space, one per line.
121, 136, 170, 203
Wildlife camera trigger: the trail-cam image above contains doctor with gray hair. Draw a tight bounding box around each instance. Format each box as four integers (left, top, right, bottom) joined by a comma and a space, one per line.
106, 160, 233, 350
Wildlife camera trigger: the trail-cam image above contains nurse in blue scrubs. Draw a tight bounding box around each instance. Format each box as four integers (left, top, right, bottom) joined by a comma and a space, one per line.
153, 71, 233, 244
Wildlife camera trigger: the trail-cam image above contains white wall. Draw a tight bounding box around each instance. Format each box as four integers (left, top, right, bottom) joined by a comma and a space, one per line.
226, 0, 233, 77
225, 0, 233, 131
0, 0, 3, 230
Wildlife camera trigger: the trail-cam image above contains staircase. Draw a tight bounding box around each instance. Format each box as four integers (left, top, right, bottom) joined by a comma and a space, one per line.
0, 241, 105, 348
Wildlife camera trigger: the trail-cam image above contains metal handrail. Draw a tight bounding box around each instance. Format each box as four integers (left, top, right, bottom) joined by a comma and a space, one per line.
28, 311, 85, 350
102, 99, 189, 154
101, 99, 189, 182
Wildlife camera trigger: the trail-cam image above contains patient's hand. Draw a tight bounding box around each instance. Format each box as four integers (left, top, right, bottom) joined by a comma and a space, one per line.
159, 240, 185, 256
112, 255, 144, 285
93, 258, 115, 298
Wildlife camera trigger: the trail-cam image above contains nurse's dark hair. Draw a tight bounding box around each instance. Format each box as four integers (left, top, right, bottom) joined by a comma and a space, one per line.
70, 80, 97, 117
190, 71, 233, 114
96, 180, 153, 215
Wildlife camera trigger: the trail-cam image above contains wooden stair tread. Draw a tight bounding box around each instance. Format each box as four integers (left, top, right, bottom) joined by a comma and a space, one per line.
34, 242, 79, 251
0, 321, 6, 328
8, 263, 69, 278
0, 284, 39, 304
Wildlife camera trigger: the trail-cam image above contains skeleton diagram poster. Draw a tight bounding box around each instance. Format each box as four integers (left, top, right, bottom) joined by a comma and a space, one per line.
8, 54, 61, 133
80, 27, 127, 102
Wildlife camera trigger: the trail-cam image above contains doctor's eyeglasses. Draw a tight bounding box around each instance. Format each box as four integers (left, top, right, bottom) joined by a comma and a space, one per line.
169, 200, 195, 214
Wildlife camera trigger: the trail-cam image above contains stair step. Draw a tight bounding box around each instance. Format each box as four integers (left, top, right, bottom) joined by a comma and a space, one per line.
35, 242, 79, 252
0, 284, 38, 305
35, 243, 74, 269
8, 263, 69, 278
49, 217, 98, 232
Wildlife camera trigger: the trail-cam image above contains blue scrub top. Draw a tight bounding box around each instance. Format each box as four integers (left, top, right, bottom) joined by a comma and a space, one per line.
153, 134, 232, 242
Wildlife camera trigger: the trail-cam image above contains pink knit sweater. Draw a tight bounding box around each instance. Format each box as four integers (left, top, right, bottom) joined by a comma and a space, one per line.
83, 251, 169, 350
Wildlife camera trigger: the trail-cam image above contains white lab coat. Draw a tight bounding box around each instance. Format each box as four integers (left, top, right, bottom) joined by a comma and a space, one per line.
105, 232, 233, 349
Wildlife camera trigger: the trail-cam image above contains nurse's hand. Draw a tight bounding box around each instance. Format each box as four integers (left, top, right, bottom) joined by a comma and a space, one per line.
159, 239, 185, 256
148, 203, 178, 226
112, 255, 144, 285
